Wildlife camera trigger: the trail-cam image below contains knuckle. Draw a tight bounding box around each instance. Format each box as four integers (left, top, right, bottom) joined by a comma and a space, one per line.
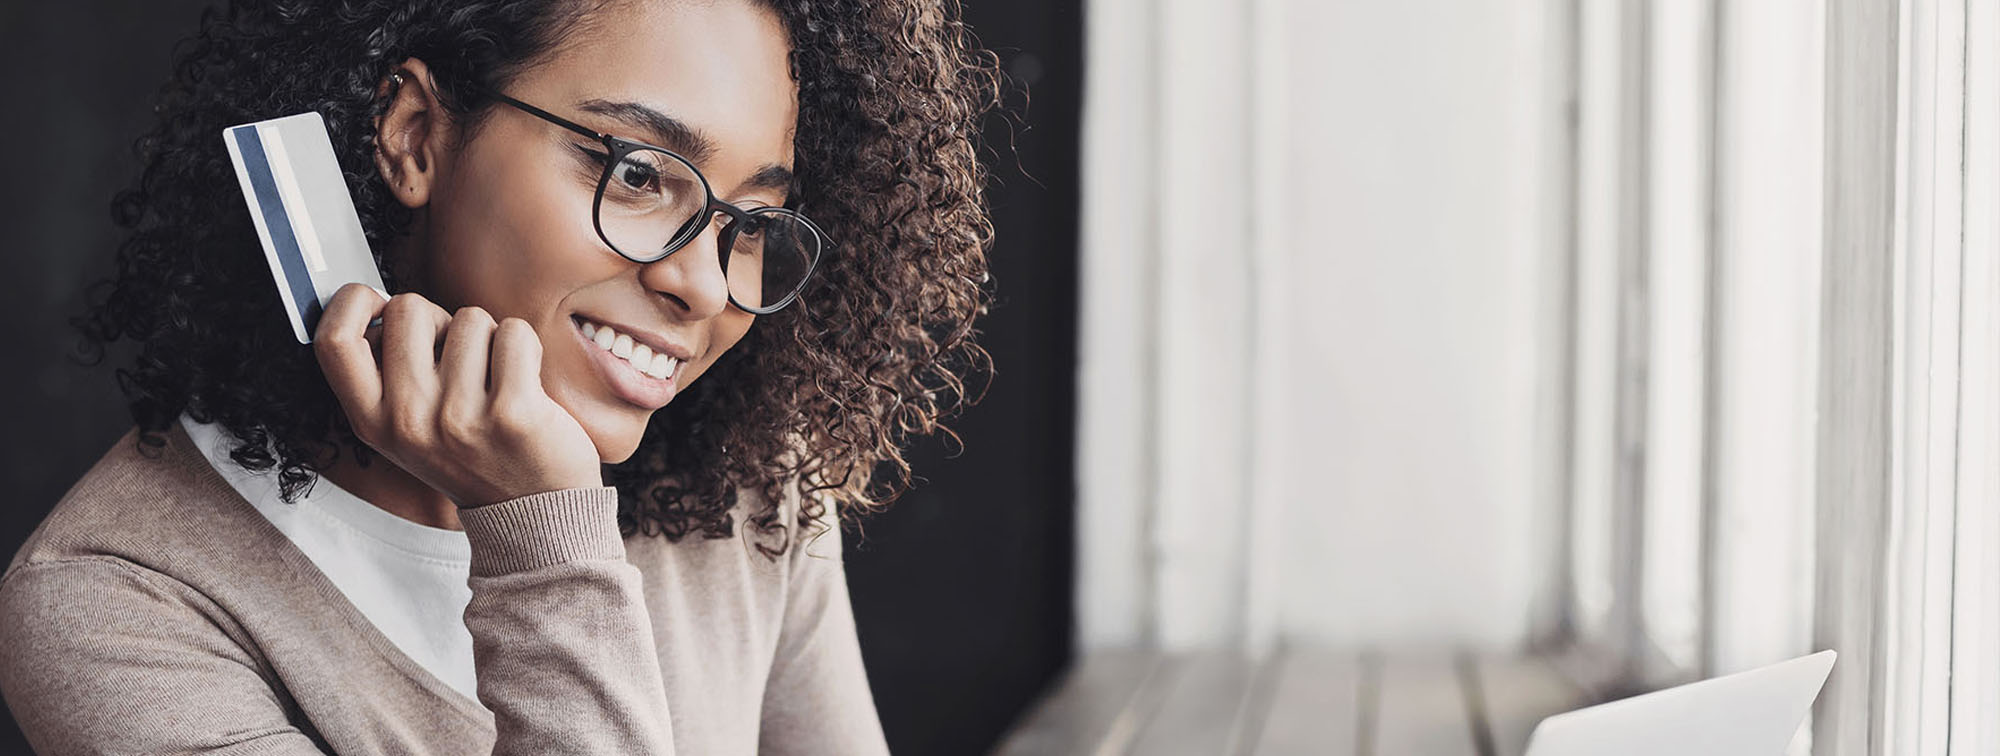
435, 406, 480, 447
487, 395, 532, 431
455, 306, 497, 328
312, 334, 343, 361
385, 292, 426, 318
335, 281, 372, 302
314, 342, 370, 383
387, 408, 430, 445
347, 420, 380, 448
495, 318, 540, 349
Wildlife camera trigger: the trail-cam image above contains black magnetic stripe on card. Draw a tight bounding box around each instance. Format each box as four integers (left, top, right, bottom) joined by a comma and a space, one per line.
230, 125, 322, 330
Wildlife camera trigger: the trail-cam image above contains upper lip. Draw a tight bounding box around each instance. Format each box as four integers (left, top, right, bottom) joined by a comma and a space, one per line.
574, 314, 695, 362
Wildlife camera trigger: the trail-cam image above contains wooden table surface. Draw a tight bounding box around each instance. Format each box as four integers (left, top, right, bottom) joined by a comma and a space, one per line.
992, 648, 1590, 756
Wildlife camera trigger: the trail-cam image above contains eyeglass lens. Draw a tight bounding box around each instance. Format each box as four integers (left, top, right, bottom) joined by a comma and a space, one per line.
595, 145, 820, 311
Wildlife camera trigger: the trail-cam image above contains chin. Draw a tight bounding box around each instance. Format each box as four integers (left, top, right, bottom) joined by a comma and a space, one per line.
586, 413, 652, 465
555, 392, 652, 466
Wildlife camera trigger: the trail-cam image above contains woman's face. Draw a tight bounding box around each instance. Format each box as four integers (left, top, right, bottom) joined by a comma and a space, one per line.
376, 0, 797, 463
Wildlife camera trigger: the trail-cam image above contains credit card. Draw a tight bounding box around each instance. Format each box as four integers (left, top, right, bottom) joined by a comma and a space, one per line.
222, 111, 386, 343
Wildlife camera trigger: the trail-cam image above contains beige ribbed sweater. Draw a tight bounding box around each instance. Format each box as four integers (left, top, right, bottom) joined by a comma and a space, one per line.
0, 421, 890, 755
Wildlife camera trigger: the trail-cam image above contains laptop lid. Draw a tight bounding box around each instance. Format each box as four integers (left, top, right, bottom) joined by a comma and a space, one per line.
1523, 650, 1837, 756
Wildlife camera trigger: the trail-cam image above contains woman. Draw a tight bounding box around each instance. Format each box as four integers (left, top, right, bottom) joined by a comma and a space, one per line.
0, 0, 996, 752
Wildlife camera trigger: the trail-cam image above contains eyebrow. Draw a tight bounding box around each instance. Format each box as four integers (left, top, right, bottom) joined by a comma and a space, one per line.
574, 98, 796, 196
743, 164, 796, 194
575, 98, 715, 163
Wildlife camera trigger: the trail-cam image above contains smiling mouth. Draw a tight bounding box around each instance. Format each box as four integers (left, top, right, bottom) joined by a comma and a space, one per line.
575, 318, 680, 380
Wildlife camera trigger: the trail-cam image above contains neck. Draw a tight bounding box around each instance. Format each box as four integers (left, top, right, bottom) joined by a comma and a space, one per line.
321, 449, 463, 531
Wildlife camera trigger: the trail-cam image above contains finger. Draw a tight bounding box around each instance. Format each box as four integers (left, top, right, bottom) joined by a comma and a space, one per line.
313, 283, 392, 422
438, 307, 499, 424
379, 293, 452, 421
488, 317, 547, 408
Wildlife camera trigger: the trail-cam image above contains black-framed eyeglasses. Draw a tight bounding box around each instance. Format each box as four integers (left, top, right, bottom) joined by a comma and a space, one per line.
477, 86, 826, 315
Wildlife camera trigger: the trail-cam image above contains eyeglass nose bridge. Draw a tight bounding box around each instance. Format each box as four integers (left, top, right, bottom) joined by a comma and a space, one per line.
634, 197, 742, 263
707, 200, 758, 251
678, 199, 762, 264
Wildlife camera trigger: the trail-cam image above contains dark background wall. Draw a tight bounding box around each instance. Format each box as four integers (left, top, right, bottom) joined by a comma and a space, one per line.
0, 2, 1079, 754
842, 0, 1082, 753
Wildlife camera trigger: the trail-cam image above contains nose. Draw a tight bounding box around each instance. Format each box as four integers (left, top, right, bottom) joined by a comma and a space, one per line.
637, 213, 732, 319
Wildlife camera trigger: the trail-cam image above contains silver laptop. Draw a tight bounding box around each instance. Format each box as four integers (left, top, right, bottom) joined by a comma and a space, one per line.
1524, 650, 1837, 756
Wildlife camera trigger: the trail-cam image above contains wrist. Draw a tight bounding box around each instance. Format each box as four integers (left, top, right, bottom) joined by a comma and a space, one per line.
456, 486, 624, 577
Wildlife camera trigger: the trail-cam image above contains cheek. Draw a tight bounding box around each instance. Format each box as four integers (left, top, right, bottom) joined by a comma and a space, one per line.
425, 145, 605, 315
687, 312, 757, 385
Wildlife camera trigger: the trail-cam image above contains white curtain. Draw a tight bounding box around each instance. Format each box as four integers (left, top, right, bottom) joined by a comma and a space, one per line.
1076, 0, 2000, 750
1562, 0, 2000, 754
1076, 0, 1565, 654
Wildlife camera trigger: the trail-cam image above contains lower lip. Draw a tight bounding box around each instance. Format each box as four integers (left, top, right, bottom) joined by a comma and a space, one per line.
571, 318, 679, 410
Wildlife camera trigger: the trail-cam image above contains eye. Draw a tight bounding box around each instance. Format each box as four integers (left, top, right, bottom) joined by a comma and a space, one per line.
572, 144, 659, 188
610, 159, 660, 192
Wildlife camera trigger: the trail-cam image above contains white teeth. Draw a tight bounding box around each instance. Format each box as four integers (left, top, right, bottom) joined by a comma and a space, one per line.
582, 319, 679, 381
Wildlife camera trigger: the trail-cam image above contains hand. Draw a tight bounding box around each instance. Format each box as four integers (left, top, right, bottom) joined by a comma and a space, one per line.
314, 283, 604, 508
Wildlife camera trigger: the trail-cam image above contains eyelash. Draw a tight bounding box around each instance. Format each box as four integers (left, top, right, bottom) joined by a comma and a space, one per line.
567, 142, 786, 210
572, 143, 653, 183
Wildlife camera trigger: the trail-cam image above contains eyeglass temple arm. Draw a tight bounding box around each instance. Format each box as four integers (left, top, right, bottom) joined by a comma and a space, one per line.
474, 85, 608, 144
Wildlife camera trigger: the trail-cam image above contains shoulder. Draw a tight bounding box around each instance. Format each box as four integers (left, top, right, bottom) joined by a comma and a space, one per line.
0, 521, 270, 722
0, 554, 231, 645
0, 547, 290, 755
5, 421, 271, 589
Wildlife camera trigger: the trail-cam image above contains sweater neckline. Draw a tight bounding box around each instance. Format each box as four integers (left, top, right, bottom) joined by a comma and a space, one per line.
160, 419, 496, 728
177, 414, 473, 565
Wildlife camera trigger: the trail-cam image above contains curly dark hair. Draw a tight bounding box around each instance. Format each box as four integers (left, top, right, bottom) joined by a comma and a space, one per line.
77, 0, 1000, 558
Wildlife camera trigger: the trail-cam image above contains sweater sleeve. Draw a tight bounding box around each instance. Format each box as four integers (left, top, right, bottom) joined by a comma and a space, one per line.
455, 486, 677, 756
0, 556, 331, 755
756, 500, 891, 755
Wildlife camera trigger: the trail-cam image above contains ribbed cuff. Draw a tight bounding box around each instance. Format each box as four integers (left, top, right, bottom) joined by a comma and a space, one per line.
457, 487, 624, 578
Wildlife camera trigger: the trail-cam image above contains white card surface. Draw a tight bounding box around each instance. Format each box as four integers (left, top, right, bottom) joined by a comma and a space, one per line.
222, 111, 386, 343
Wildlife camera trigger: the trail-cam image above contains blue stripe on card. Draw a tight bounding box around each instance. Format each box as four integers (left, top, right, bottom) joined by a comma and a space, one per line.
230, 125, 323, 332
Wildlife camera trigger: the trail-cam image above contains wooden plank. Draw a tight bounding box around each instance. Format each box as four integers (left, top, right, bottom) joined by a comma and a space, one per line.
1126, 651, 1263, 755
1470, 654, 1589, 756
1372, 653, 1477, 756
990, 650, 1168, 756
996, 649, 1582, 755
1249, 648, 1362, 756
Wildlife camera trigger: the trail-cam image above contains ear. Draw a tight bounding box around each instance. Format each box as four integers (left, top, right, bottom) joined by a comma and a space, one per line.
372, 57, 453, 208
